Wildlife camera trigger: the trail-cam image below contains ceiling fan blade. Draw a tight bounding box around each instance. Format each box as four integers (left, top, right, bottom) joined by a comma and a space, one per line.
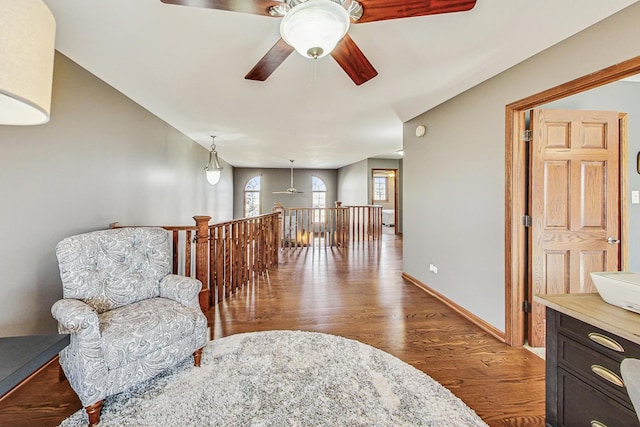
160, 0, 281, 17
330, 34, 378, 86
355, 0, 476, 23
245, 38, 295, 81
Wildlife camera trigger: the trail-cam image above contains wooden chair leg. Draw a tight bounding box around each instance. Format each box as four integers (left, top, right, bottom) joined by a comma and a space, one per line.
85, 400, 103, 427
193, 348, 203, 367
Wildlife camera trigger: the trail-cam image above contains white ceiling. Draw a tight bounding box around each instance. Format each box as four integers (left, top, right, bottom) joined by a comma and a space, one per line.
42, 0, 639, 168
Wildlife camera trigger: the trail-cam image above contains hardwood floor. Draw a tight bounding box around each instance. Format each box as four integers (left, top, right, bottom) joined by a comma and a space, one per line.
0, 233, 545, 426
213, 234, 546, 427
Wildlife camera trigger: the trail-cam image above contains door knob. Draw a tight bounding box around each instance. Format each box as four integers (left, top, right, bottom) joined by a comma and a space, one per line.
607, 237, 621, 245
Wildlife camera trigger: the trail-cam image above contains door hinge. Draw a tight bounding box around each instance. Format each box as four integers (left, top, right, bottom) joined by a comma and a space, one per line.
523, 215, 532, 227
522, 130, 532, 142
522, 300, 532, 313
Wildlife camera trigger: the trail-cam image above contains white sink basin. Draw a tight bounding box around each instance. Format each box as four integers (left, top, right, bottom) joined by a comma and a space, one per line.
590, 272, 640, 314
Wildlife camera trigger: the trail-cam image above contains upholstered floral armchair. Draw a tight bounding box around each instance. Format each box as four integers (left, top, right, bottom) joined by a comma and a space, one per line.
51, 227, 207, 426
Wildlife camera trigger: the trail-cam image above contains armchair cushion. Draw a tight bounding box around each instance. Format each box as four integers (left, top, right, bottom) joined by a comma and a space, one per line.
100, 298, 205, 370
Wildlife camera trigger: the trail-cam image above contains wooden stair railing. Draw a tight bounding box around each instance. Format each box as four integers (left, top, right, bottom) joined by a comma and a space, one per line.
346, 205, 383, 243
272, 203, 382, 248
111, 212, 280, 311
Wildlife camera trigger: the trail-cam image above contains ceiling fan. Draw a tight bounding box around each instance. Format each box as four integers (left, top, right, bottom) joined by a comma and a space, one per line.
274, 160, 305, 194
160, 0, 477, 85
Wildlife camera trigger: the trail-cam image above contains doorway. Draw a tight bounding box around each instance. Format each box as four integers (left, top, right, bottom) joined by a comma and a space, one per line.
372, 169, 398, 234
504, 56, 640, 347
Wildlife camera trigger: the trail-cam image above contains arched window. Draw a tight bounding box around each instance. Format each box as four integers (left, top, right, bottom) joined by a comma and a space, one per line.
312, 176, 327, 222
244, 176, 261, 217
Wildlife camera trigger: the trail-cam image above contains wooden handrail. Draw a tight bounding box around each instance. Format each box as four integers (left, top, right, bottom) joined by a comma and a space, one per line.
344, 205, 383, 244
272, 205, 382, 249
208, 213, 280, 305
111, 212, 280, 311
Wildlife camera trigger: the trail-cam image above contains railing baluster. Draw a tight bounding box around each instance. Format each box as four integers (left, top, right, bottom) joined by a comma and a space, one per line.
185, 230, 192, 277
215, 225, 223, 304
274, 205, 382, 250
235, 221, 240, 290
226, 223, 232, 298
238, 221, 243, 289
172, 230, 179, 274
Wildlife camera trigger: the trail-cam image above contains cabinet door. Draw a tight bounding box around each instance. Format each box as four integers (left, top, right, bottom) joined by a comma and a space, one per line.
558, 335, 633, 407
558, 368, 639, 427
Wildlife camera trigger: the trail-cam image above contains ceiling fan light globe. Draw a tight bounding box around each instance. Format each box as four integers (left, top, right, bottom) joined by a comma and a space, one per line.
280, 0, 350, 59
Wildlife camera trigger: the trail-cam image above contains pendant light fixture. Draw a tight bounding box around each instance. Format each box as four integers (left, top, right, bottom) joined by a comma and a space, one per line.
204, 136, 223, 185
280, 0, 350, 59
0, 0, 56, 125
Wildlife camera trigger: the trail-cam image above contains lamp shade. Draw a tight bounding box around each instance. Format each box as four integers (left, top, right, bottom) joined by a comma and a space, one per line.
0, 0, 56, 126
280, 0, 350, 59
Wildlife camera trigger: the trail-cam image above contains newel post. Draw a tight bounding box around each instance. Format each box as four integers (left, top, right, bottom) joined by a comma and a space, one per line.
273, 203, 284, 250
334, 202, 344, 247
193, 215, 211, 311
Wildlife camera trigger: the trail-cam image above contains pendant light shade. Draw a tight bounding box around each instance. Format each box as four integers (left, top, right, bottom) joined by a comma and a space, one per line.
204, 136, 223, 186
0, 0, 56, 126
280, 0, 350, 59
206, 168, 222, 186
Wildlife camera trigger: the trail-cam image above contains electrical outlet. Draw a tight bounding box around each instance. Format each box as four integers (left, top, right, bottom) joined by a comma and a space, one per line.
429, 264, 438, 274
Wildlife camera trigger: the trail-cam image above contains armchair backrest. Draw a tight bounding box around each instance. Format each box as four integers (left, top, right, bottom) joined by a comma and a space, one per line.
56, 227, 172, 313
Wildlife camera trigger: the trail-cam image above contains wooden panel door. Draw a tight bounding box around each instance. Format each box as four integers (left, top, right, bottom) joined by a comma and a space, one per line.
528, 109, 620, 347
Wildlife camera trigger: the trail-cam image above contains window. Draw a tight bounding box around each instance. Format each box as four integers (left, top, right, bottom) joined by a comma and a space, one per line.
373, 176, 388, 202
244, 176, 261, 217
312, 176, 327, 222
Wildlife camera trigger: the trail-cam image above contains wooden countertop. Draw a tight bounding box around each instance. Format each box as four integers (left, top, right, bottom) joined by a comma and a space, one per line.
535, 293, 640, 345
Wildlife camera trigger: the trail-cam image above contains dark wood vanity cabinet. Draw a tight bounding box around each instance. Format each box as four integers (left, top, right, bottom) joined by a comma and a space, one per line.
538, 294, 640, 427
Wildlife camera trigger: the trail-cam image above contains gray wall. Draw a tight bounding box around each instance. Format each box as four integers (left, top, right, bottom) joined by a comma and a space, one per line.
403, 2, 640, 332
233, 168, 338, 217
337, 159, 368, 205
541, 82, 640, 270
0, 53, 234, 336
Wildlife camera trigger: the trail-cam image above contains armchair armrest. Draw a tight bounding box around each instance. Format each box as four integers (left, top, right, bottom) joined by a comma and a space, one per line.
51, 299, 101, 340
159, 274, 202, 309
